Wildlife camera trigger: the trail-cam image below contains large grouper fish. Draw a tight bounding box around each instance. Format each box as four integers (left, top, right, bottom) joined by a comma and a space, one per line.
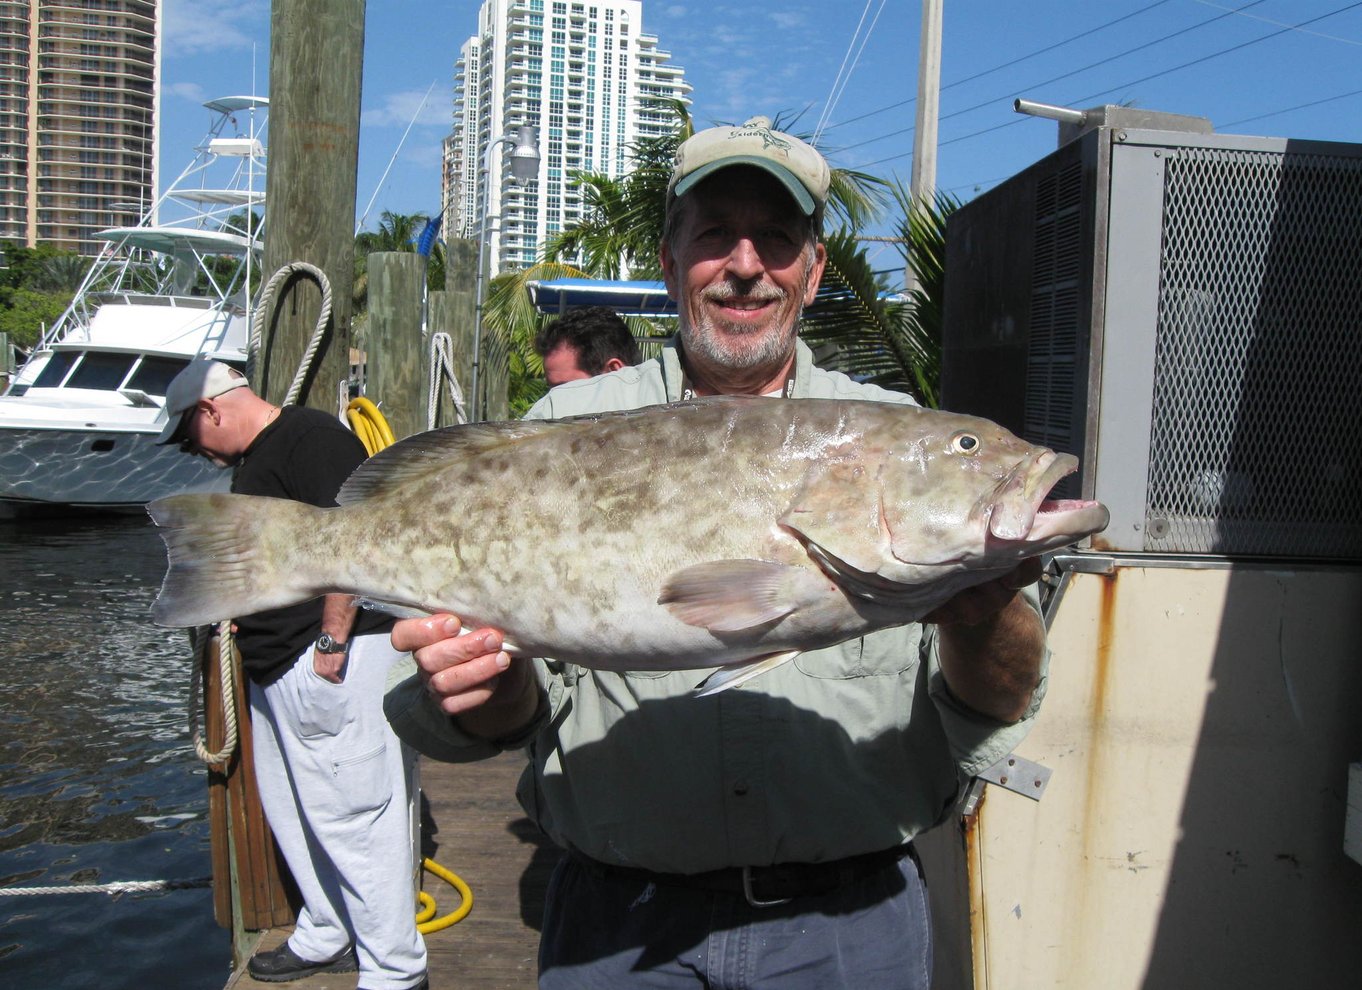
150, 396, 1109, 694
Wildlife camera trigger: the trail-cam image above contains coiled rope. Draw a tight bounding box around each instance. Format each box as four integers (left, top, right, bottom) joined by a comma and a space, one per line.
249, 260, 335, 407
427, 331, 469, 428
187, 621, 238, 766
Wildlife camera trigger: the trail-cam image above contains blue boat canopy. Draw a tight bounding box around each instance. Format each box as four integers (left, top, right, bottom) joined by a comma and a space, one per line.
526, 278, 678, 317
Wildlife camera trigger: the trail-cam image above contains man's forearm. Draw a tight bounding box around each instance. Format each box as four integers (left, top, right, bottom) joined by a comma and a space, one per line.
320, 593, 358, 640
937, 593, 1046, 723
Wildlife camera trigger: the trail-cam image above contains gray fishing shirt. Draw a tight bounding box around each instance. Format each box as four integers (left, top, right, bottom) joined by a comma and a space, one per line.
385, 338, 1048, 873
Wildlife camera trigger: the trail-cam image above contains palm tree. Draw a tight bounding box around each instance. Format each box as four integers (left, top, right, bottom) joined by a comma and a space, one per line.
352, 210, 446, 331
800, 185, 958, 407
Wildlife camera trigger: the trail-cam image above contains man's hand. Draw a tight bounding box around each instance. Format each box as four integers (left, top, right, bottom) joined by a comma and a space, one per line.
391, 614, 515, 716
392, 614, 542, 740
313, 647, 347, 684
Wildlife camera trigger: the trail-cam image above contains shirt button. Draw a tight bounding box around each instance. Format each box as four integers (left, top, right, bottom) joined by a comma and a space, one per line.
732, 780, 749, 796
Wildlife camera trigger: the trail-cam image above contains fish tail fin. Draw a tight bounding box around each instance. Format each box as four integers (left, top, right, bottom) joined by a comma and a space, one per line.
148, 493, 322, 628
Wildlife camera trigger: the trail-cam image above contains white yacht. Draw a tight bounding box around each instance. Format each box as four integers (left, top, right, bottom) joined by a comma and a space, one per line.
0, 95, 267, 516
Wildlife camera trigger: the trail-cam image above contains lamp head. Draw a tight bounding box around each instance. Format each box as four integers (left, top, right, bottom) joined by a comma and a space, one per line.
509, 125, 540, 185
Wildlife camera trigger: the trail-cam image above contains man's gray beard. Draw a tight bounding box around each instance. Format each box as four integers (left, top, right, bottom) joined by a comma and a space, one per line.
681, 297, 804, 373
682, 314, 799, 372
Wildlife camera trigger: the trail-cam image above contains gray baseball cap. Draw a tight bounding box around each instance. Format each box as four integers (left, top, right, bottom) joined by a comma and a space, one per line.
155, 357, 248, 445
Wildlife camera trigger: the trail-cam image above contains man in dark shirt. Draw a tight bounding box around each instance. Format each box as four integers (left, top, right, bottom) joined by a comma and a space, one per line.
158, 357, 427, 990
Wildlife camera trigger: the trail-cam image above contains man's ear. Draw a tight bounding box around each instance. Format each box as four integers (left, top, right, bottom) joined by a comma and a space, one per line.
803, 242, 827, 306
603, 357, 626, 373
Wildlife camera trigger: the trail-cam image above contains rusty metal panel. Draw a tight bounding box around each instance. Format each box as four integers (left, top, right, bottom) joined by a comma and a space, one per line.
969, 565, 1362, 989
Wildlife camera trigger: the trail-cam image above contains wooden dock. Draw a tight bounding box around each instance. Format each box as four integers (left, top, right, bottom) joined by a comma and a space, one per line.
226, 750, 560, 990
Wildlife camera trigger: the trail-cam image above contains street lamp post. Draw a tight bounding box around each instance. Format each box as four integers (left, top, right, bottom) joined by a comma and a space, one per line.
470, 124, 539, 422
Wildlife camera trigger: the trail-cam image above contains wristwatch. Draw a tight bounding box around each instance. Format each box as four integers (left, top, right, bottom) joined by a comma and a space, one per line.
315, 632, 351, 655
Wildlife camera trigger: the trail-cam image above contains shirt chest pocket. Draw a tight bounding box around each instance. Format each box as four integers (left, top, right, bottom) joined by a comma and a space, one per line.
794, 627, 921, 680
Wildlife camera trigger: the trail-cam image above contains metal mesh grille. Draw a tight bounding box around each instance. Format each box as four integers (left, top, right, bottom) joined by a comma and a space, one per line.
1146, 147, 1362, 558
1024, 159, 1084, 499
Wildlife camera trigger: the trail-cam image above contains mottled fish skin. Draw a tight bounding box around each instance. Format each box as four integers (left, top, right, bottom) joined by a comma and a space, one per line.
150, 396, 1109, 680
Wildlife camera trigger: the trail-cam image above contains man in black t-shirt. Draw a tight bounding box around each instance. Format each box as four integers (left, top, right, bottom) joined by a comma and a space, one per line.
158, 358, 427, 990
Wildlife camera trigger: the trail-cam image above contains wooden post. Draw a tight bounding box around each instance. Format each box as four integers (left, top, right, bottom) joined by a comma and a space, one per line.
447, 237, 478, 419
365, 251, 426, 441
202, 633, 298, 960
256, 0, 365, 410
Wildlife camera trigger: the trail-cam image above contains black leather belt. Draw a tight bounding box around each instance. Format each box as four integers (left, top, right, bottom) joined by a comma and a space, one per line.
571, 844, 914, 908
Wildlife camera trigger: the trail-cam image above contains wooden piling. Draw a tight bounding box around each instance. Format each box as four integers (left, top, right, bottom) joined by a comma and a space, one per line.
365, 251, 427, 441
256, 0, 365, 410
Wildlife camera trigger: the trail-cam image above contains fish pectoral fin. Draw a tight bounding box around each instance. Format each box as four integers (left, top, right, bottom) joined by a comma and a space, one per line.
658, 559, 826, 632
693, 650, 801, 696
354, 597, 430, 620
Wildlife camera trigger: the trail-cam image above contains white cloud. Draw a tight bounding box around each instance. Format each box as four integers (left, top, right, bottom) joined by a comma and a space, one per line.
163, 0, 268, 57
361, 87, 452, 130
165, 81, 207, 105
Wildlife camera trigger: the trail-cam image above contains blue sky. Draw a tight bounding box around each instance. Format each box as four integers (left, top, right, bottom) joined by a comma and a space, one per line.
161, 0, 1362, 271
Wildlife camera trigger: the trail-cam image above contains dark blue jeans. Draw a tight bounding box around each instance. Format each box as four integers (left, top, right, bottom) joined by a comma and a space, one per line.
538, 852, 932, 989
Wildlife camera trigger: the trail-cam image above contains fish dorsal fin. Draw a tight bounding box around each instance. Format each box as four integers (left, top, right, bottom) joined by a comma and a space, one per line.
338, 420, 570, 505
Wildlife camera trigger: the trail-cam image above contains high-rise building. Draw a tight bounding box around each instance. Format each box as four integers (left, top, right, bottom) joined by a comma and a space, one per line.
445, 0, 689, 276
0, 0, 160, 255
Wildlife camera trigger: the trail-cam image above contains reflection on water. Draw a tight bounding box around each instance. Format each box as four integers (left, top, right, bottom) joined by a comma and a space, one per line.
0, 517, 227, 989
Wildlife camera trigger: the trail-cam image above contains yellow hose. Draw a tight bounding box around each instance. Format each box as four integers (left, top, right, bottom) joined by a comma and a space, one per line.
345, 396, 397, 455
417, 856, 473, 934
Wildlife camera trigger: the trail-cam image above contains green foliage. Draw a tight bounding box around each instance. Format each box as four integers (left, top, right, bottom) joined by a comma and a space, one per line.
800, 186, 958, 408
0, 243, 86, 349
352, 211, 447, 327
0, 287, 75, 349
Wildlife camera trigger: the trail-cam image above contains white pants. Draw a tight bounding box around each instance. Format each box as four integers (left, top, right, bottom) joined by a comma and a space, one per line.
249, 632, 427, 989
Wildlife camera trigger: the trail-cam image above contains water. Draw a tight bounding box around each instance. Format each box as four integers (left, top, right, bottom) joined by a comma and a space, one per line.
0, 517, 229, 988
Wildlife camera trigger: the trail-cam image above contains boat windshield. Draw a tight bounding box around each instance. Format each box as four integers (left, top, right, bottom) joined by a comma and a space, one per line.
31, 351, 78, 388
127, 356, 192, 396
66, 353, 137, 391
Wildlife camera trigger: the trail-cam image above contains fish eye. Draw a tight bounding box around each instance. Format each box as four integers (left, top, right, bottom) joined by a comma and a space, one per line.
950, 432, 980, 454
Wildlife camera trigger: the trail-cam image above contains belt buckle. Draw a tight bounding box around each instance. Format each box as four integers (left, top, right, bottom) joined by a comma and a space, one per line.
741, 865, 792, 908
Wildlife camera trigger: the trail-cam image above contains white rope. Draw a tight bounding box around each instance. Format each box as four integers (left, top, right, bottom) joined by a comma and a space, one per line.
0, 878, 212, 897
187, 621, 238, 766
249, 261, 335, 407
427, 331, 468, 429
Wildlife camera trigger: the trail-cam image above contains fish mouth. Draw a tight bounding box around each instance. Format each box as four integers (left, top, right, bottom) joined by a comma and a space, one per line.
986, 450, 1109, 549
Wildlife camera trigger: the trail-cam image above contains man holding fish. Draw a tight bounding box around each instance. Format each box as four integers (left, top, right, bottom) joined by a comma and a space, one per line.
384, 117, 1068, 989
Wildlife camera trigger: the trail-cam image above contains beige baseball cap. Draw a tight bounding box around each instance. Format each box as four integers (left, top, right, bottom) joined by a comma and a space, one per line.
155, 356, 249, 444
668, 116, 830, 216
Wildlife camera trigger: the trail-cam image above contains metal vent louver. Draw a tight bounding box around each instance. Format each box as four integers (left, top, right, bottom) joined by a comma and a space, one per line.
1024, 159, 1084, 498
1146, 148, 1362, 557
